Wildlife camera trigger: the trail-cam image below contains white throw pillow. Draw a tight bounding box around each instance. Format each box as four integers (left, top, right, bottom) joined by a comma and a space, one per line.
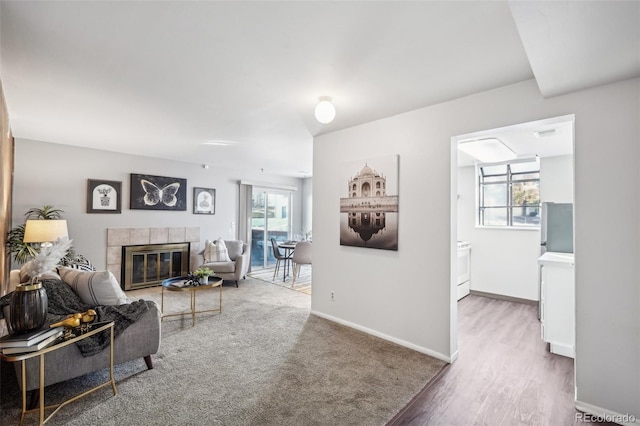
204, 238, 232, 262
58, 266, 128, 306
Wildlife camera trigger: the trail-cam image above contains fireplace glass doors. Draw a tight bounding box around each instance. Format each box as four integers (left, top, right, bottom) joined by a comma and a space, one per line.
122, 243, 190, 290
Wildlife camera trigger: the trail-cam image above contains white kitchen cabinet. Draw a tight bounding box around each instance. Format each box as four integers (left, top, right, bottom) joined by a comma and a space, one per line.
538, 252, 575, 358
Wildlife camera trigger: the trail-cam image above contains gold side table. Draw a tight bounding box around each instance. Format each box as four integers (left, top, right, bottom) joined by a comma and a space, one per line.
161, 276, 223, 326
0, 321, 117, 426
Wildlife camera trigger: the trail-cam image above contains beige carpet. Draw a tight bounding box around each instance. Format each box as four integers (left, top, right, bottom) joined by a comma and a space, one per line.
0, 277, 444, 426
249, 265, 312, 295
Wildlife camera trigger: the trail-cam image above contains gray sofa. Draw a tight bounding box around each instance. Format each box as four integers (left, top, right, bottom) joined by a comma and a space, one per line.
3, 271, 161, 393
200, 240, 250, 287
14, 305, 160, 392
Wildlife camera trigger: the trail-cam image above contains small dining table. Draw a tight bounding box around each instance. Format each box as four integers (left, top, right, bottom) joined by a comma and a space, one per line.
278, 241, 297, 281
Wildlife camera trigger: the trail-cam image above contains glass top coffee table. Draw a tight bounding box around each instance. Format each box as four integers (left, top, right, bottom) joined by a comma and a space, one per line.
161, 276, 223, 327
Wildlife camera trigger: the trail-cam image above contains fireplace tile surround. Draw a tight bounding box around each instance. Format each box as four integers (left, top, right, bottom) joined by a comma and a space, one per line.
107, 227, 200, 289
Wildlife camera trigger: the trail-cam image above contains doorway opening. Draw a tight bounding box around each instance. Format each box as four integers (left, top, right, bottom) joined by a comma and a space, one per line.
450, 114, 575, 358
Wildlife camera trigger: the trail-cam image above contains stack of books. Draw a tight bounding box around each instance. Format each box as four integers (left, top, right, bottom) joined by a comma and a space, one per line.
0, 326, 64, 355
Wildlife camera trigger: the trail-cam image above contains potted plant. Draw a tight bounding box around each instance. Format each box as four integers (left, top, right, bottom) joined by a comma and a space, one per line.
194, 266, 214, 284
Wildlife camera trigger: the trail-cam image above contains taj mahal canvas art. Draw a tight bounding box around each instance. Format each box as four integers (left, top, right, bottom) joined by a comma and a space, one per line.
340, 155, 399, 250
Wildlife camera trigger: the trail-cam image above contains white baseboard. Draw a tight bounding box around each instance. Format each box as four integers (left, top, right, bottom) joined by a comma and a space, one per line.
575, 400, 639, 425
549, 342, 575, 358
310, 310, 453, 363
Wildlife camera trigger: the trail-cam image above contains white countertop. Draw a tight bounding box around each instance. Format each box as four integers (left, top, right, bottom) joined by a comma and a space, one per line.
538, 251, 574, 266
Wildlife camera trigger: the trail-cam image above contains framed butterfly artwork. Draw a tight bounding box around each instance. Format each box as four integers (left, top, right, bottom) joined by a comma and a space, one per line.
130, 173, 187, 211
193, 187, 216, 215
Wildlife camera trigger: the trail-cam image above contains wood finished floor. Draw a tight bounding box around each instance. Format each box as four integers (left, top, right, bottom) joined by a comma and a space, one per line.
389, 294, 614, 426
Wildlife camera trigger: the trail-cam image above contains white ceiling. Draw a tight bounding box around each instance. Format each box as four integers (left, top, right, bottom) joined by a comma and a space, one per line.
456, 115, 575, 167
1, 1, 638, 178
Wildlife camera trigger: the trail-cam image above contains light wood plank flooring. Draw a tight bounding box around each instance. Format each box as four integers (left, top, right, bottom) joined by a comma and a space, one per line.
389, 294, 614, 426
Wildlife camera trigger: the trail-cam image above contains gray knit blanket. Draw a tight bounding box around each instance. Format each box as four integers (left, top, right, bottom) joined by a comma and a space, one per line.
0, 279, 150, 357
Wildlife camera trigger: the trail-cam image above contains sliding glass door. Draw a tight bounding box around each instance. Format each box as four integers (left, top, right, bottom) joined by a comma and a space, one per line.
251, 188, 292, 269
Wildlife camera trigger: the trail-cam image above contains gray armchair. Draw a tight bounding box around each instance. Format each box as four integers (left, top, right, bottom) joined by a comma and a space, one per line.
200, 240, 250, 287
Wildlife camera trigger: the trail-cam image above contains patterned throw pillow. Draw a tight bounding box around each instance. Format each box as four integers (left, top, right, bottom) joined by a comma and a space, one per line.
58, 266, 127, 306
203, 239, 232, 262
59, 254, 95, 272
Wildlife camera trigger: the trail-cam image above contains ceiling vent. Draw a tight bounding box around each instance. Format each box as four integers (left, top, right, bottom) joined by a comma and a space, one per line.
533, 129, 556, 138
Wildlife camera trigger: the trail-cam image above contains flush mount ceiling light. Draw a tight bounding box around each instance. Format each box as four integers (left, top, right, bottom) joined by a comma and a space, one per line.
314, 96, 336, 124
458, 138, 517, 163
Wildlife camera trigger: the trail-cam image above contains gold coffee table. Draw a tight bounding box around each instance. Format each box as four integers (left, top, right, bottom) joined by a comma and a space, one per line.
161, 276, 223, 326
0, 321, 116, 426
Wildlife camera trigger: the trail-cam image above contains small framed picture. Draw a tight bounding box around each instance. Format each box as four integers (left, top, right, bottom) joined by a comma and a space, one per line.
87, 179, 122, 213
193, 187, 216, 215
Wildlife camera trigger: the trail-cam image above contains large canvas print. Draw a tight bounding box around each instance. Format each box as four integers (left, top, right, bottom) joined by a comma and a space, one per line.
340, 155, 399, 250
130, 173, 187, 211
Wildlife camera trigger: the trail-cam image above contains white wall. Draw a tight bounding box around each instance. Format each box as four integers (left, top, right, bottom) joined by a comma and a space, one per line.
301, 177, 313, 236
457, 155, 574, 301
457, 165, 539, 300
312, 77, 639, 418
313, 112, 454, 361
12, 139, 304, 270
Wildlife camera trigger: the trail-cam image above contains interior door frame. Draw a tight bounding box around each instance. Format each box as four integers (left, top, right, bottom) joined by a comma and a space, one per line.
449, 114, 576, 361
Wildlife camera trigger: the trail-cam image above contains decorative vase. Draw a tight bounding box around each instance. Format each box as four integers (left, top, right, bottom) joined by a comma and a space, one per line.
199, 276, 209, 285
9, 281, 49, 334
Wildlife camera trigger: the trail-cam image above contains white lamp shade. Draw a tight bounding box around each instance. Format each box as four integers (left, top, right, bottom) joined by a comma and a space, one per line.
457, 138, 517, 163
314, 98, 336, 124
23, 219, 69, 243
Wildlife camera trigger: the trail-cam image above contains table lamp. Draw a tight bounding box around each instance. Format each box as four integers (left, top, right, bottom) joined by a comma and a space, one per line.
23, 219, 69, 248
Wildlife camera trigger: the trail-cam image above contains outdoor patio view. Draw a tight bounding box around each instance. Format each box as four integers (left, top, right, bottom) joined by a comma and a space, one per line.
251, 189, 291, 269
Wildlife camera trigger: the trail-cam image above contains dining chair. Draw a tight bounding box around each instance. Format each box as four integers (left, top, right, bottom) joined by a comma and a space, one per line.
270, 238, 293, 281
291, 241, 312, 286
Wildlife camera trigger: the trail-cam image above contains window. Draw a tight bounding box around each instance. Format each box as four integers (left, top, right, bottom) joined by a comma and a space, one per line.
478, 159, 540, 227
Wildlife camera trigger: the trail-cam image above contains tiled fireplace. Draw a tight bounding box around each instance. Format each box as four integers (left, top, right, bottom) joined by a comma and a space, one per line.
107, 227, 200, 290
122, 242, 190, 290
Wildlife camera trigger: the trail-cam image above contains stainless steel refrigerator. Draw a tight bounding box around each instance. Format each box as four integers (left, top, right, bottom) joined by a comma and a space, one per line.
540, 202, 573, 254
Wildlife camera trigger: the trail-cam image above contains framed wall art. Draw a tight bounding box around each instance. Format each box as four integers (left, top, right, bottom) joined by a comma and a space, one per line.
87, 179, 122, 213
339, 154, 399, 250
193, 187, 216, 215
130, 173, 187, 211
